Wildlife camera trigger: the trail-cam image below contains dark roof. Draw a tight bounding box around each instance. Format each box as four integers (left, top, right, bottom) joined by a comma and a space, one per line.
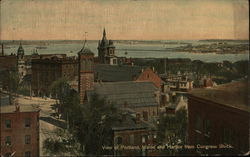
87, 81, 159, 108
189, 80, 249, 112
94, 64, 143, 82
78, 47, 94, 55
112, 112, 153, 131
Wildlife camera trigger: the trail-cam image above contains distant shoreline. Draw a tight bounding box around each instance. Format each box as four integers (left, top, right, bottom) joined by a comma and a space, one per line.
1, 39, 249, 45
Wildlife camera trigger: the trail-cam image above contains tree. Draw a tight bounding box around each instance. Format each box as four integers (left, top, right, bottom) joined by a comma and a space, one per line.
7, 68, 20, 104
73, 93, 120, 155
49, 78, 70, 114
43, 128, 81, 156
43, 93, 120, 156
156, 107, 188, 155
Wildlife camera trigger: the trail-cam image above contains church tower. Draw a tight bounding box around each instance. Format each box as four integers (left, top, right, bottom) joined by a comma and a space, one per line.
17, 42, 26, 80
98, 28, 117, 65
17, 42, 25, 59
78, 46, 94, 104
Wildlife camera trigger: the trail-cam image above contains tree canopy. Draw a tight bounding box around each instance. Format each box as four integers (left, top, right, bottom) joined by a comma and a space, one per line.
43, 93, 120, 156
156, 107, 188, 155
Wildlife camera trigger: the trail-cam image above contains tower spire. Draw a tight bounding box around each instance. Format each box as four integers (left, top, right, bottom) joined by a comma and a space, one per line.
103, 28, 106, 37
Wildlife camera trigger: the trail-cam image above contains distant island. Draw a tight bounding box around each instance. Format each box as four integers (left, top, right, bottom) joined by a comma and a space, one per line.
173, 42, 249, 54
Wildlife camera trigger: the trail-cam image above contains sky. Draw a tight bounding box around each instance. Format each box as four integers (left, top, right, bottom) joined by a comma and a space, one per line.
0, 0, 249, 40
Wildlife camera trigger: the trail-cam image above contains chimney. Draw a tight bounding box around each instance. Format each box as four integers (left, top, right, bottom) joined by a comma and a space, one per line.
15, 105, 20, 112
1, 43, 4, 56
123, 101, 128, 108
136, 113, 141, 124
122, 113, 127, 121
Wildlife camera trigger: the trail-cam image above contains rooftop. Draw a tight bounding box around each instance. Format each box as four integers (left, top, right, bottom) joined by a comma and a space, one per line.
87, 81, 159, 108
112, 111, 155, 131
189, 80, 249, 112
78, 47, 94, 55
0, 104, 40, 113
94, 64, 144, 82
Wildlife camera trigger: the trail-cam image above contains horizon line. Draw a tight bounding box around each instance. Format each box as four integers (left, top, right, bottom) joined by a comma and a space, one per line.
1, 39, 249, 41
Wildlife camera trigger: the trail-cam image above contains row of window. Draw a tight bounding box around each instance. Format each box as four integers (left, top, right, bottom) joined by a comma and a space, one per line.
5, 151, 31, 157
116, 134, 154, 145
5, 135, 31, 146
5, 118, 31, 129
194, 114, 244, 148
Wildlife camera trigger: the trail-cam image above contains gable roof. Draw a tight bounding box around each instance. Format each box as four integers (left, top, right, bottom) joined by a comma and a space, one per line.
94, 64, 144, 82
87, 81, 159, 108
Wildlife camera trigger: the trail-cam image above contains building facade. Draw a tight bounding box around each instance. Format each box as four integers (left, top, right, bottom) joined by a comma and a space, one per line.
188, 80, 249, 155
112, 112, 157, 156
0, 101, 40, 157
98, 29, 117, 65
0, 44, 18, 90
31, 56, 77, 96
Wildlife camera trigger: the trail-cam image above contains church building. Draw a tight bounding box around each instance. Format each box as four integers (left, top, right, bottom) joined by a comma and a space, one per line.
17, 42, 26, 80
97, 29, 117, 65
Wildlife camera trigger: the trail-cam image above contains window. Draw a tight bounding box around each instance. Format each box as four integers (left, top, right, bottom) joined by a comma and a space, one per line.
223, 128, 233, 145
5, 120, 11, 128
5, 136, 11, 146
130, 134, 134, 145
143, 111, 148, 121
25, 135, 31, 144
116, 137, 122, 145
142, 135, 147, 144
25, 118, 31, 128
204, 119, 210, 136
195, 114, 202, 132
4, 153, 11, 157
24, 151, 31, 157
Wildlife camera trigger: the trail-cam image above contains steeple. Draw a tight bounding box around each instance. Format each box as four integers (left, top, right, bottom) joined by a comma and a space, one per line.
17, 42, 24, 59
101, 28, 107, 43
103, 28, 106, 37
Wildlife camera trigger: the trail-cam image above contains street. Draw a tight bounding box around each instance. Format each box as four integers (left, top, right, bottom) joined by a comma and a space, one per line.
17, 96, 67, 156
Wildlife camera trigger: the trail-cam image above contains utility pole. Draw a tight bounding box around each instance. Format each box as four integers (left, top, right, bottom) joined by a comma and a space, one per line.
30, 83, 32, 99
164, 58, 167, 74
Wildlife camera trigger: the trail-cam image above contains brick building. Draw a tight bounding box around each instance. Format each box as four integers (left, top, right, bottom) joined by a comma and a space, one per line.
112, 110, 157, 156
0, 48, 17, 90
31, 55, 77, 96
188, 80, 249, 155
0, 99, 40, 157
78, 47, 95, 104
